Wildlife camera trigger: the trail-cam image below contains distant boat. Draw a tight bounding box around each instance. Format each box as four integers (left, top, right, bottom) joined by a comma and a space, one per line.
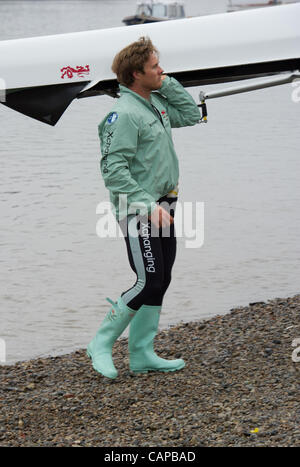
227, 0, 300, 12
122, 1, 186, 26
227, 0, 282, 12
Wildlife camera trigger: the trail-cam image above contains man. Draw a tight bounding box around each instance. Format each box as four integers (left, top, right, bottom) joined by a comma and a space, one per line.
87, 37, 200, 379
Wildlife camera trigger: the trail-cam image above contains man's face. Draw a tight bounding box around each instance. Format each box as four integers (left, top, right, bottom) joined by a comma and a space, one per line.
135, 52, 164, 91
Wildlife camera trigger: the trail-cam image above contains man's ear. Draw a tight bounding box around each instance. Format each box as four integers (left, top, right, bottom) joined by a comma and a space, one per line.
132, 70, 140, 82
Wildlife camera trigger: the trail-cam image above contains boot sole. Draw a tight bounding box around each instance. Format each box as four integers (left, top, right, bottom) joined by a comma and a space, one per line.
131, 361, 185, 374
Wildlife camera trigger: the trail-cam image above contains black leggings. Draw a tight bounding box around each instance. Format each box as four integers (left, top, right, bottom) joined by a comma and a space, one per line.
119, 196, 177, 310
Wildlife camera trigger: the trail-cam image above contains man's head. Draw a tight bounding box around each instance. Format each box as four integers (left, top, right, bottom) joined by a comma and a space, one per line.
111, 36, 163, 92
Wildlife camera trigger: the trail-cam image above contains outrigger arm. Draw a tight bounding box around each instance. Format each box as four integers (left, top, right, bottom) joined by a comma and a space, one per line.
198, 72, 300, 123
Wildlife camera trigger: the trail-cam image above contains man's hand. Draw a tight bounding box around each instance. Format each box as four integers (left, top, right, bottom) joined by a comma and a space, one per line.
149, 205, 174, 229
159, 74, 167, 88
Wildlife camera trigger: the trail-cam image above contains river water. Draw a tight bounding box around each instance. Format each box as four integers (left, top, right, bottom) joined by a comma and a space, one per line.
1, 0, 299, 364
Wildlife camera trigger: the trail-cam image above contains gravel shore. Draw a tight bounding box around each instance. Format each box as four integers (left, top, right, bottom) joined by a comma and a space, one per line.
1, 294, 299, 447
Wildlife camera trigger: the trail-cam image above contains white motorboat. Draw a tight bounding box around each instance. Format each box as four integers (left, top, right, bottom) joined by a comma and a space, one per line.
123, 1, 185, 26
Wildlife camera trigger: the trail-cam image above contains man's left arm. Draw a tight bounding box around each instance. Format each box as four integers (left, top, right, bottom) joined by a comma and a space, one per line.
158, 75, 201, 128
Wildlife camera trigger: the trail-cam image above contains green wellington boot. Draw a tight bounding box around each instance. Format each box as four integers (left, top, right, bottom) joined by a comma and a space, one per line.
87, 297, 136, 379
129, 304, 185, 374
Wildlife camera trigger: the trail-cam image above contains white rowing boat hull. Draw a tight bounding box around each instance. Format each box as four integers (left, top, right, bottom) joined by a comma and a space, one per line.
0, 3, 299, 125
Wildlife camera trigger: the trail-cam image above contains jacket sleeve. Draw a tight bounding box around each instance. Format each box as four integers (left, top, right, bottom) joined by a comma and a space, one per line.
157, 76, 201, 128
98, 111, 157, 217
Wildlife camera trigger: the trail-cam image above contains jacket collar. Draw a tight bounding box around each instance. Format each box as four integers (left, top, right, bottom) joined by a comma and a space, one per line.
119, 85, 155, 110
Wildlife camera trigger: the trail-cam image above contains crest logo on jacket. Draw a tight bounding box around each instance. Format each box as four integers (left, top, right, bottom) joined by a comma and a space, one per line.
107, 112, 118, 124
161, 110, 169, 123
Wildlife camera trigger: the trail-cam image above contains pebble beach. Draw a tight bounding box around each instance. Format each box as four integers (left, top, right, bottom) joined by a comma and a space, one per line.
1, 294, 299, 447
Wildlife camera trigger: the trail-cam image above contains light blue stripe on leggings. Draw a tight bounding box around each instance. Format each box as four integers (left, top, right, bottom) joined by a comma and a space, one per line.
121, 215, 146, 307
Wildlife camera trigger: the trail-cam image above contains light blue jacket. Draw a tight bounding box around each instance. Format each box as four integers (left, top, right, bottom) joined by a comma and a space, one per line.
98, 76, 200, 219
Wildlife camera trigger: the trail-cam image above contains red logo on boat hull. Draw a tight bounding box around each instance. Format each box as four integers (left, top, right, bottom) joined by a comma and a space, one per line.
61, 65, 90, 79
